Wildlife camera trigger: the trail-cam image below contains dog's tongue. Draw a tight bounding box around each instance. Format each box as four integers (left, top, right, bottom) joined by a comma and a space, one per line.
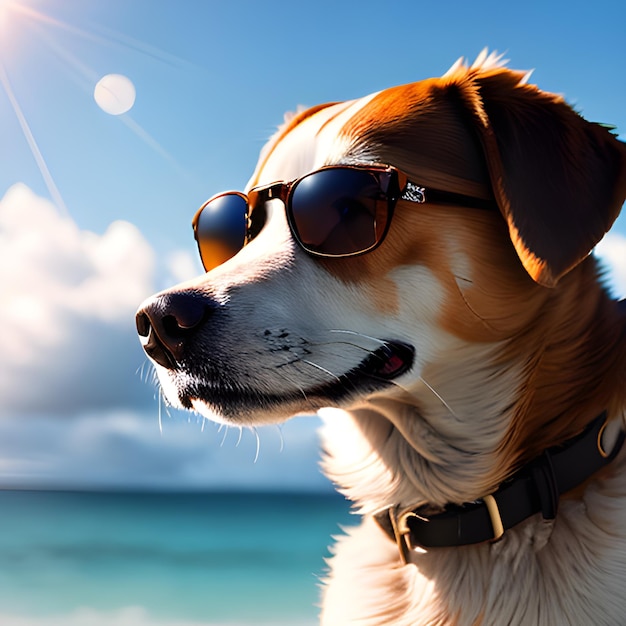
366, 342, 414, 380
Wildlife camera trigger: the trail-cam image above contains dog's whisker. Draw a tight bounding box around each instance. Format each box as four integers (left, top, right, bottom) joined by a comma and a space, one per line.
293, 359, 356, 404
310, 341, 375, 359
295, 382, 315, 411
157, 389, 164, 436
453, 275, 498, 331
384, 377, 412, 395
252, 428, 261, 464
302, 359, 342, 383
266, 360, 313, 406
420, 376, 458, 417
139, 360, 158, 388
135, 360, 147, 381
263, 356, 321, 416
329, 329, 387, 346
276, 425, 285, 453
235, 426, 243, 447
220, 425, 229, 447
453, 273, 473, 286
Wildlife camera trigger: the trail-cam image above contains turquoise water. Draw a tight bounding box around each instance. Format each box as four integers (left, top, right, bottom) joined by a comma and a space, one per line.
0, 490, 353, 625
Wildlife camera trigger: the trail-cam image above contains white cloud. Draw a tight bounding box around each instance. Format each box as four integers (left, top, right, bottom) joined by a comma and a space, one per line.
163, 248, 204, 287
595, 231, 626, 298
0, 184, 157, 414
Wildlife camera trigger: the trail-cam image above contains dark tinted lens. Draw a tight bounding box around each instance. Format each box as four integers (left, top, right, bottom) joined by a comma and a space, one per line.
289, 168, 388, 256
194, 193, 247, 271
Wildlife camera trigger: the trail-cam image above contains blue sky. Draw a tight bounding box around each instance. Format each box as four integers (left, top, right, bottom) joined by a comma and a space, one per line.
1, 0, 625, 491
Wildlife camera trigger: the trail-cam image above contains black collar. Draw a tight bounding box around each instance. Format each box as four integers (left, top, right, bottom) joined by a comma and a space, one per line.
375, 412, 625, 563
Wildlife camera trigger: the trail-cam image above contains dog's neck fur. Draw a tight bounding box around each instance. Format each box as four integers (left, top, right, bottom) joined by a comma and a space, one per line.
319, 257, 626, 625
322, 256, 626, 515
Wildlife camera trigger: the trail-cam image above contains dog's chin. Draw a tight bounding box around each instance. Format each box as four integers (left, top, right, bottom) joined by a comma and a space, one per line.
162, 341, 415, 427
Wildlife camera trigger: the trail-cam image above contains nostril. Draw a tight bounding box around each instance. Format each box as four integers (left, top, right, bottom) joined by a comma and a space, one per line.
135, 291, 216, 369
161, 294, 209, 335
162, 313, 195, 339
136, 311, 150, 338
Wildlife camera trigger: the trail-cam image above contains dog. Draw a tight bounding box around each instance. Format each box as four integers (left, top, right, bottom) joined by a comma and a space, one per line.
136, 51, 626, 624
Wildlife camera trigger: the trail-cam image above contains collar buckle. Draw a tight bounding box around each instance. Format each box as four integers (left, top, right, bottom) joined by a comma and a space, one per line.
388, 507, 422, 565
387, 495, 506, 564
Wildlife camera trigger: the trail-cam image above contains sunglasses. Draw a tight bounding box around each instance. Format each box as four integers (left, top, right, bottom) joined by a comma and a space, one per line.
192, 164, 492, 272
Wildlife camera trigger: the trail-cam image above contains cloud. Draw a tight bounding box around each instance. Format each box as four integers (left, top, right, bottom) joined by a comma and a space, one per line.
0, 184, 157, 414
163, 247, 204, 287
0, 409, 328, 491
594, 231, 626, 298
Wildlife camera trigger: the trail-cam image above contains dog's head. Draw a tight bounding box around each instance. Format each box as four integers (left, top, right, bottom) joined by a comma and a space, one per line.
136, 53, 626, 450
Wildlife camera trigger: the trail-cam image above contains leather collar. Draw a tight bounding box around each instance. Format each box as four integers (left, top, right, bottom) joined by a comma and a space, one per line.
375, 412, 625, 563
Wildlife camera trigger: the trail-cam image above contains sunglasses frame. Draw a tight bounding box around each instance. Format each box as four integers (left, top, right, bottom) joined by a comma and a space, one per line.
192, 164, 428, 271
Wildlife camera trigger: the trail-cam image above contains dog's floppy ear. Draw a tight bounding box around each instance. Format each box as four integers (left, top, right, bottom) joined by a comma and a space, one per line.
453, 68, 626, 287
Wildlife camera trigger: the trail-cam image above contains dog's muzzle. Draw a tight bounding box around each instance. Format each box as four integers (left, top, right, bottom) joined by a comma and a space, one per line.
135, 292, 214, 369
135, 291, 416, 419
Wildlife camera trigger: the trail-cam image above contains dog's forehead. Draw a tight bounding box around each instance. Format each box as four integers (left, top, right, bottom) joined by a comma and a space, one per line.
246, 92, 380, 189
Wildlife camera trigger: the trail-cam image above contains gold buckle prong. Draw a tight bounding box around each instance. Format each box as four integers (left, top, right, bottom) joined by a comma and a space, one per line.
597, 417, 610, 458
483, 494, 504, 541
388, 507, 419, 565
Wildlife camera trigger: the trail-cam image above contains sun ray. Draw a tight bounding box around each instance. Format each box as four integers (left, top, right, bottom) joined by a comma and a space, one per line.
29, 18, 100, 87
0, 58, 69, 216
12, 2, 194, 70
119, 115, 189, 177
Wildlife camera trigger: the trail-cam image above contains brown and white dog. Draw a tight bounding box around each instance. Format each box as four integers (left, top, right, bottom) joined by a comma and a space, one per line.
136, 52, 626, 624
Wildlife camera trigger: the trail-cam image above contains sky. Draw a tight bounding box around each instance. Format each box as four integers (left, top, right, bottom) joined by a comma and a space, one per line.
1, 0, 625, 492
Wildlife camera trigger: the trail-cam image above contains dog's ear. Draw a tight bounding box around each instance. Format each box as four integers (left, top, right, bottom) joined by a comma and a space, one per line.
453, 69, 626, 287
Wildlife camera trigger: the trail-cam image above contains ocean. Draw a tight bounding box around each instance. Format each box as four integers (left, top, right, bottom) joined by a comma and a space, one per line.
0, 490, 354, 626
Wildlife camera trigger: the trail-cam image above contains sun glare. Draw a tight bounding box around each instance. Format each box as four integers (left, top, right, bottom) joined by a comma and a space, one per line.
0, 0, 14, 31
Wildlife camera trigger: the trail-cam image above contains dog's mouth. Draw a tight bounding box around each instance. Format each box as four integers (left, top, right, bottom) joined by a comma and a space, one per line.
177, 339, 415, 421
348, 340, 415, 382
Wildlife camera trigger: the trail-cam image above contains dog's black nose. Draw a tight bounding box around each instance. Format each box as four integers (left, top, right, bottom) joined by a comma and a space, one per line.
135, 292, 213, 369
